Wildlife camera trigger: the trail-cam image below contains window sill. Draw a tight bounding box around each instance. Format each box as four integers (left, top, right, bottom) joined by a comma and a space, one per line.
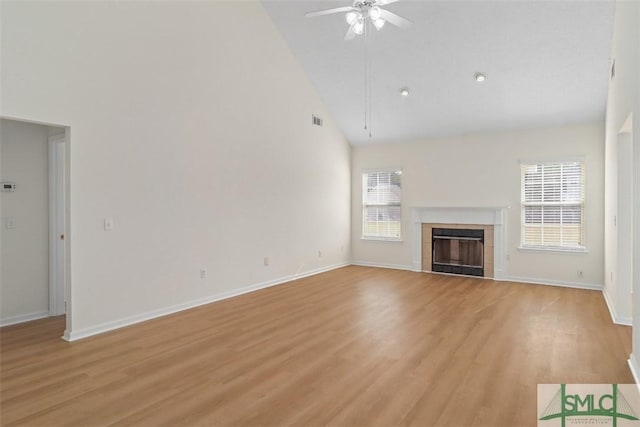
517, 245, 589, 254
361, 237, 403, 242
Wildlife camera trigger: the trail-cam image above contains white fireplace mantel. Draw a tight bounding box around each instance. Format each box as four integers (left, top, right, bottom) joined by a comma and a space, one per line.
410, 206, 508, 280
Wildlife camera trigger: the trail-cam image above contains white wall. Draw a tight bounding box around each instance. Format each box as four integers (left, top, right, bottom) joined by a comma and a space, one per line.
604, 0, 639, 327
352, 123, 605, 287
0, 1, 351, 339
0, 119, 50, 324
603, 1, 640, 376
634, 1, 640, 381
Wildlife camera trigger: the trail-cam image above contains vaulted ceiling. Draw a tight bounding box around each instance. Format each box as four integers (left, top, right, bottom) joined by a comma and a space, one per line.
262, 0, 615, 145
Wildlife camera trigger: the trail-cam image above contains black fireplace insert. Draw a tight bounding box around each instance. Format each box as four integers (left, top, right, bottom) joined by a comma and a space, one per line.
432, 228, 484, 277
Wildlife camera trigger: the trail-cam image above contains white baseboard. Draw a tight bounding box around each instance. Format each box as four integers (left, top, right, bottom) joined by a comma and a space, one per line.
602, 288, 633, 326
629, 354, 640, 390
64, 262, 349, 342
350, 261, 415, 272
501, 275, 603, 291
0, 310, 50, 327
425, 270, 494, 280
351, 264, 605, 292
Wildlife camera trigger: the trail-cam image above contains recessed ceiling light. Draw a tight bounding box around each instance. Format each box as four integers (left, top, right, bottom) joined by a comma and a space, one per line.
400, 87, 410, 96
474, 72, 487, 82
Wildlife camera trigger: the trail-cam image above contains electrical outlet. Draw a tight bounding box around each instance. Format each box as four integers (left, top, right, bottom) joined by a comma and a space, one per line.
264, 257, 269, 266
318, 250, 322, 258
200, 268, 207, 279
577, 269, 583, 278
5, 217, 15, 229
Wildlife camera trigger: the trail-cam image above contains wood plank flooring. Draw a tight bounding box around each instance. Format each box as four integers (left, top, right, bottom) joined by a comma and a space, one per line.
0, 266, 633, 426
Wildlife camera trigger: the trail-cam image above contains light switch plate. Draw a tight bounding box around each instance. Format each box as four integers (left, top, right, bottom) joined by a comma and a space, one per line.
6, 217, 15, 229
104, 218, 114, 231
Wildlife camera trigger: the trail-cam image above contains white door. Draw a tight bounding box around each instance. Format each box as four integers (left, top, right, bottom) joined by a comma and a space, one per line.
49, 135, 65, 315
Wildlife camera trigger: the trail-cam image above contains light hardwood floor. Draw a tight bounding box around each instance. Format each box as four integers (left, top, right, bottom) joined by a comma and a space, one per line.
0, 266, 633, 426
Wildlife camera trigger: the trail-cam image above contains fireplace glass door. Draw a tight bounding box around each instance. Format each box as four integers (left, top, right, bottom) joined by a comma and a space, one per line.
432, 228, 484, 276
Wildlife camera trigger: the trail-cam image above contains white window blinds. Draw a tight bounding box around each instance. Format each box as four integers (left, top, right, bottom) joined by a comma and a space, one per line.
521, 160, 585, 249
362, 170, 402, 240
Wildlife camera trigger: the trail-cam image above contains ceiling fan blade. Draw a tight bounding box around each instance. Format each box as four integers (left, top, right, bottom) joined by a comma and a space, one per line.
379, 9, 412, 29
305, 6, 354, 18
378, 0, 401, 4
344, 23, 357, 40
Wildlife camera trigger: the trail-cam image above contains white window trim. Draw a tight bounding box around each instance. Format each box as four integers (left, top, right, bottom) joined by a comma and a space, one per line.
362, 168, 402, 242
520, 159, 587, 252
361, 236, 404, 242
517, 245, 589, 254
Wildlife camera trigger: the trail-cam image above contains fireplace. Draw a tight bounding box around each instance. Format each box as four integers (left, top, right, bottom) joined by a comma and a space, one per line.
410, 207, 506, 279
432, 228, 484, 277
419, 222, 495, 278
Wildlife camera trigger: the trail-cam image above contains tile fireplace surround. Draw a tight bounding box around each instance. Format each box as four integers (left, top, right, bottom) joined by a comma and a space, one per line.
411, 207, 507, 280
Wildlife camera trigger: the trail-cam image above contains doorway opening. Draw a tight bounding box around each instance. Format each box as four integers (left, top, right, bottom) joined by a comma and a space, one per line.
0, 117, 71, 339
617, 114, 634, 316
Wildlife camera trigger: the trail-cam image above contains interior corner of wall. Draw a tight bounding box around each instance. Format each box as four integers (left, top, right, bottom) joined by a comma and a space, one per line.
628, 354, 640, 388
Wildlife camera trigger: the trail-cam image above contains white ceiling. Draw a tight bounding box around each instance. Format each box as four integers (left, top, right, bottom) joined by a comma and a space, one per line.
262, 0, 615, 145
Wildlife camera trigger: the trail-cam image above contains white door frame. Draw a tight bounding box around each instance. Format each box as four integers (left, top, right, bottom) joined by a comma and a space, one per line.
48, 133, 65, 316
618, 131, 633, 293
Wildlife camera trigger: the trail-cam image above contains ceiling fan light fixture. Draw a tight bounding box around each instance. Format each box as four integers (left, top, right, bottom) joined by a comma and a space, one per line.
345, 11, 359, 25
304, 0, 413, 139
474, 72, 487, 82
353, 20, 364, 35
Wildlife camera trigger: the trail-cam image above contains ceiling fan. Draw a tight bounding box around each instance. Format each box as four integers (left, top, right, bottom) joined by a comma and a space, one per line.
305, 1, 412, 138
305, 0, 412, 40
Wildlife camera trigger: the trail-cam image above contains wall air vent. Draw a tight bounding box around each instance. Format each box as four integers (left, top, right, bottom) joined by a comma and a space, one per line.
312, 114, 323, 127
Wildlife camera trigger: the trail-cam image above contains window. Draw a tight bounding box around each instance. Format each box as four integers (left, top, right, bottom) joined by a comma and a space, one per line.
362, 169, 402, 240
520, 160, 585, 250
